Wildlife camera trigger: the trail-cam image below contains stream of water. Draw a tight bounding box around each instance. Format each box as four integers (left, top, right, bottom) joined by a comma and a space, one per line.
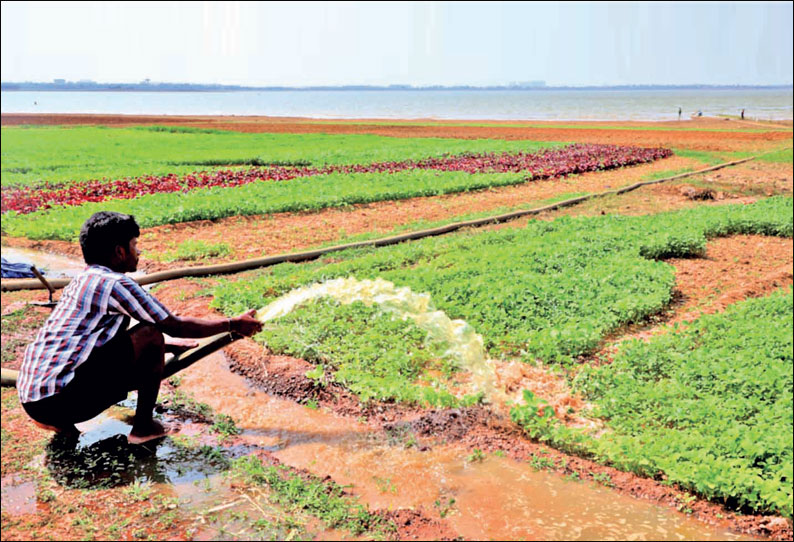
255, 277, 496, 398
172, 351, 754, 541
1, 246, 145, 281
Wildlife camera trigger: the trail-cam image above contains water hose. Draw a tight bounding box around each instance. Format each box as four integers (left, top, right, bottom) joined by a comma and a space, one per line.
0, 331, 240, 387
0, 154, 761, 293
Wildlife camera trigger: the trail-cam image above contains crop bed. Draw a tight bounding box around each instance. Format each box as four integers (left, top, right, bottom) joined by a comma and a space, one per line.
2, 143, 670, 214
1, 144, 674, 241
212, 197, 793, 518
213, 197, 791, 361
570, 290, 793, 517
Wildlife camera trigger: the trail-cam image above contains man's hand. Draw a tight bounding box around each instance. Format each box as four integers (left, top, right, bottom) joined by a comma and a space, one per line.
230, 309, 263, 337
158, 310, 263, 340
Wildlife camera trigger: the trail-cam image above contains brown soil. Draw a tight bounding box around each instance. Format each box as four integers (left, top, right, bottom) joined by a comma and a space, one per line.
2, 113, 791, 151
379, 508, 458, 541
0, 485, 193, 541
503, 159, 792, 225
0, 305, 51, 372
0, 385, 194, 540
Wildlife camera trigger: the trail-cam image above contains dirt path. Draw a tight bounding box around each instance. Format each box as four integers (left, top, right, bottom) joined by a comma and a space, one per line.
2, 113, 791, 151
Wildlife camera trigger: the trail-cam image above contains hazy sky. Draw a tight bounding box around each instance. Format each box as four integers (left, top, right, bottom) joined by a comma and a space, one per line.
1, 1, 792, 87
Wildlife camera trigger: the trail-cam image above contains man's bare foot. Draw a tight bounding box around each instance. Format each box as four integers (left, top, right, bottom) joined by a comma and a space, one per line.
128, 419, 179, 445
32, 420, 80, 436
165, 338, 199, 355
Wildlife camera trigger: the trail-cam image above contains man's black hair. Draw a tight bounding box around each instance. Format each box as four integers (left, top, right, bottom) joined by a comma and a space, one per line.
79, 212, 140, 266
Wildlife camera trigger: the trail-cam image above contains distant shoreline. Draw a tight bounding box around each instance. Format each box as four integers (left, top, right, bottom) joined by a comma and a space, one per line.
3, 113, 792, 128
2, 82, 793, 93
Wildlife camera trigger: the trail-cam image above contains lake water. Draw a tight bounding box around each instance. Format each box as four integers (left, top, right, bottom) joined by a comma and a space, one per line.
1, 88, 792, 121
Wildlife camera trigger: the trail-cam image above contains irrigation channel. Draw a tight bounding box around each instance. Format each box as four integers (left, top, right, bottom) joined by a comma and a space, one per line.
1, 248, 761, 540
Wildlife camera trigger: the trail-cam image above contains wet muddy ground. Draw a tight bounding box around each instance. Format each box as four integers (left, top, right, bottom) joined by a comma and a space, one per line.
1, 116, 792, 541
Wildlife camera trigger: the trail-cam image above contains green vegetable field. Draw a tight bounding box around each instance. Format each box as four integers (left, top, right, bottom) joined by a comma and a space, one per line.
2, 170, 579, 240
576, 289, 793, 516
0, 125, 564, 187
213, 197, 792, 363
212, 196, 793, 516
2, 120, 792, 538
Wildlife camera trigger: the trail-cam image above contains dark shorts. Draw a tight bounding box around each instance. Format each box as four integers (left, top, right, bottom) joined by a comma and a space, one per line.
22, 329, 135, 427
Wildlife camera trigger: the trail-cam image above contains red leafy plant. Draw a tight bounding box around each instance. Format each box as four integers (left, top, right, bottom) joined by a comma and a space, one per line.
1, 144, 672, 215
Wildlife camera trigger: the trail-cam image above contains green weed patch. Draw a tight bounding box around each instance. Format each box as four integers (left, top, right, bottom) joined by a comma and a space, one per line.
0, 125, 562, 188
756, 147, 793, 164
671, 149, 754, 166
231, 455, 392, 537
213, 197, 792, 366
146, 240, 232, 263
511, 289, 793, 517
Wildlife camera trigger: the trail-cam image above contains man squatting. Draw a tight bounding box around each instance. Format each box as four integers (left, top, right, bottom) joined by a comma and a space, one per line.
17, 211, 263, 444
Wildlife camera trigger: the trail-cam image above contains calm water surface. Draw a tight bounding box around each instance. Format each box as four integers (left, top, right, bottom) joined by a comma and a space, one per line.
2, 89, 792, 121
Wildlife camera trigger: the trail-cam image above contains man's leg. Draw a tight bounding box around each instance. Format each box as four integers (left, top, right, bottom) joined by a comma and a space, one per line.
127, 324, 171, 443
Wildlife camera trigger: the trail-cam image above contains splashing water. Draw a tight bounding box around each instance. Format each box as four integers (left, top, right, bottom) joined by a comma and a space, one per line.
255, 277, 496, 397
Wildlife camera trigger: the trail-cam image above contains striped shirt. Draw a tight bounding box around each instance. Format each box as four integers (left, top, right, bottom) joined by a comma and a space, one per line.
18, 265, 171, 403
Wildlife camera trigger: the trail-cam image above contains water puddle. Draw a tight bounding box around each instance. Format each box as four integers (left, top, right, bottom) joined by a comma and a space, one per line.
2, 247, 87, 278
0, 473, 38, 516
176, 351, 756, 541
1, 246, 145, 280
38, 400, 230, 492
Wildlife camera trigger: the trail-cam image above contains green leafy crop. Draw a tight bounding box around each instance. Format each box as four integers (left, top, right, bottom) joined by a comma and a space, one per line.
3, 169, 570, 240
213, 196, 792, 365
570, 288, 793, 517
260, 298, 474, 407
214, 196, 793, 516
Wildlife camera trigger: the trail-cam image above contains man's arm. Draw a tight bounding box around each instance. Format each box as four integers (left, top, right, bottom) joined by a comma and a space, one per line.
156, 310, 263, 339
110, 275, 262, 339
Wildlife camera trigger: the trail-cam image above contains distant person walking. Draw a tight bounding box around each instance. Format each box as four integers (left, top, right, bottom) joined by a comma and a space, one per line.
741, 109, 745, 120
678, 107, 682, 121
